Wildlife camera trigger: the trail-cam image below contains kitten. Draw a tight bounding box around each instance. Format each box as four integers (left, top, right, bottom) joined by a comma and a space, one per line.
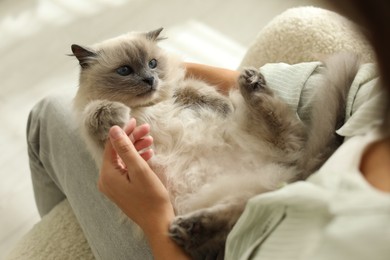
71, 28, 359, 259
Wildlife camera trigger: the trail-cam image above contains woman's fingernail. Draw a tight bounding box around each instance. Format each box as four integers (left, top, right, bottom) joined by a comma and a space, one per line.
110, 126, 124, 140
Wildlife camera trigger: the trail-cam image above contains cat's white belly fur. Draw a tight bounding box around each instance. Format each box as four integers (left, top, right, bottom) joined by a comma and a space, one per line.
134, 96, 297, 214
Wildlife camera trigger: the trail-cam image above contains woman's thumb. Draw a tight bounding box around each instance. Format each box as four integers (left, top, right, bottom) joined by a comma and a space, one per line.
109, 125, 138, 165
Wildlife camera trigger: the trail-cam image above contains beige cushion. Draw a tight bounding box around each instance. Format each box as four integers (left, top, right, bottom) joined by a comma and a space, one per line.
239, 6, 374, 69
6, 200, 94, 260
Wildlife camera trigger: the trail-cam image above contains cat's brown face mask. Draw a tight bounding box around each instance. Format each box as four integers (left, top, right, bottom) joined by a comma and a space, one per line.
71, 28, 179, 108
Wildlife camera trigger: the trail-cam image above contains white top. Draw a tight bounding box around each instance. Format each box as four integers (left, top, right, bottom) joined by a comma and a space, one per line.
226, 129, 390, 260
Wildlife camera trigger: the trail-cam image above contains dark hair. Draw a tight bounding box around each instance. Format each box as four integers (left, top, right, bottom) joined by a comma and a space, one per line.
328, 1, 390, 133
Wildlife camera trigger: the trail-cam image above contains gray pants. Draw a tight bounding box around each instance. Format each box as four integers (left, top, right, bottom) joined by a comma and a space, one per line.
27, 93, 152, 259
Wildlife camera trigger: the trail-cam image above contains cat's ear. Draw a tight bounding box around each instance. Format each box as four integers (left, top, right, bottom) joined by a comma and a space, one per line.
145, 27, 166, 41
70, 44, 97, 69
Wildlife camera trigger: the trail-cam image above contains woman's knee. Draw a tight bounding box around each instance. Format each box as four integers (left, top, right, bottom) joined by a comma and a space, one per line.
27, 94, 74, 149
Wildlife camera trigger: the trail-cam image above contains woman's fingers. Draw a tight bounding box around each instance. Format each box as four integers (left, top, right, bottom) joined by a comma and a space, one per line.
139, 149, 154, 161
109, 126, 140, 166
124, 120, 154, 159
123, 118, 137, 137
134, 136, 153, 151
124, 119, 151, 144
131, 123, 151, 142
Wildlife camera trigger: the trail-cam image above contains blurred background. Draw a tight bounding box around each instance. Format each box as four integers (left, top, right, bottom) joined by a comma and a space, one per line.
0, 0, 331, 257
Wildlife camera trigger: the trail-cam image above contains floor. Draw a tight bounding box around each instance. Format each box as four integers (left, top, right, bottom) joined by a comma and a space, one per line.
0, 0, 330, 258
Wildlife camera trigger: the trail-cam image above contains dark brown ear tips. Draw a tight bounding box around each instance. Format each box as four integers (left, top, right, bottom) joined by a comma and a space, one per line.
71, 44, 97, 68
145, 27, 166, 41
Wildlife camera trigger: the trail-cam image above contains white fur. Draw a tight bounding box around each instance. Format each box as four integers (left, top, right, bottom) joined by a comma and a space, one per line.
131, 86, 298, 215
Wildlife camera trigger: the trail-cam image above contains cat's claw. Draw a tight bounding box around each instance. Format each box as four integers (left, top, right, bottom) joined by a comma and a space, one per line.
238, 68, 274, 106
169, 216, 204, 249
239, 68, 267, 92
168, 211, 228, 259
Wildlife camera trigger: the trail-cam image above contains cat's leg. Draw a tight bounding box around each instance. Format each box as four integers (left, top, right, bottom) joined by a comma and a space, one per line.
169, 196, 248, 260
80, 100, 130, 164
173, 83, 233, 116
238, 68, 305, 155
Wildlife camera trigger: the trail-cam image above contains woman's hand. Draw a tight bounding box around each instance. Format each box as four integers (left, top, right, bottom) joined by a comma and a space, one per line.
98, 119, 173, 235
98, 119, 190, 259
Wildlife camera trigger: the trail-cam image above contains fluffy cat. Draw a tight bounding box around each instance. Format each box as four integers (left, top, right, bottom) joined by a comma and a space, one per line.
71, 28, 359, 259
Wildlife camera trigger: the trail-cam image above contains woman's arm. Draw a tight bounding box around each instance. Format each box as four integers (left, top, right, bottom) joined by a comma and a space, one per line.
185, 62, 240, 95
360, 137, 390, 192
98, 121, 190, 260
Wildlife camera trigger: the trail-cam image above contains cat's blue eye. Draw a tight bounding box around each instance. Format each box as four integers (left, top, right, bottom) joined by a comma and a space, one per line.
116, 65, 133, 76
148, 59, 157, 69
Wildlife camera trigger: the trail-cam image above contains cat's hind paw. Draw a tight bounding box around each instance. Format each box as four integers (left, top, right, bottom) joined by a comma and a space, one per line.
168, 211, 228, 259
238, 68, 267, 93
238, 68, 275, 107
169, 215, 205, 250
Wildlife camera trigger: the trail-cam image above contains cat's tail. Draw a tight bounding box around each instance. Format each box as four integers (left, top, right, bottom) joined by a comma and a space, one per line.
299, 52, 361, 179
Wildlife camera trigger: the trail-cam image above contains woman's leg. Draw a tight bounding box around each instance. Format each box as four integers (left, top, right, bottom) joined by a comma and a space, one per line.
27, 94, 152, 259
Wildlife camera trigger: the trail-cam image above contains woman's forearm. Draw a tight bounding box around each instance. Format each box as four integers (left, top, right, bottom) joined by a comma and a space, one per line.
146, 227, 191, 260
141, 206, 190, 259
184, 62, 240, 95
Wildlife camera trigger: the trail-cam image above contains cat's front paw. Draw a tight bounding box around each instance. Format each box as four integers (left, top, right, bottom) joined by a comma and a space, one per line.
169, 211, 227, 259
83, 100, 130, 143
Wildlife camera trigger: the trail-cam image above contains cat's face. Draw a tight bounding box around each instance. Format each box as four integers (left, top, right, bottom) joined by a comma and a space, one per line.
72, 28, 180, 108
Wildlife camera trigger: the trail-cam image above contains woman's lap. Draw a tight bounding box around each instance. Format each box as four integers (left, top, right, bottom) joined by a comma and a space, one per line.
27, 93, 152, 259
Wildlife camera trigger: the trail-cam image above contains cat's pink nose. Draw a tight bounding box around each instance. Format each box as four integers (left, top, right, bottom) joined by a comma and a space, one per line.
143, 77, 154, 86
